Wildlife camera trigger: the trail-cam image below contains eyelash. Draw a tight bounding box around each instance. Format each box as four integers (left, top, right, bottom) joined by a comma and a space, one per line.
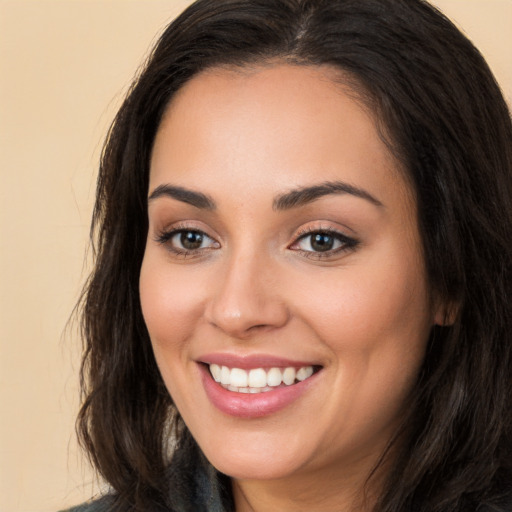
154, 224, 359, 260
291, 226, 359, 260
154, 224, 219, 258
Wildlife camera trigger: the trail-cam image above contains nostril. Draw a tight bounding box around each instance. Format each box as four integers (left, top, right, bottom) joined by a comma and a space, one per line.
248, 324, 271, 331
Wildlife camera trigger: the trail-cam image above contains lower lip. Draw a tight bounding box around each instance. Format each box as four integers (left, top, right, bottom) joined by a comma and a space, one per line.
199, 364, 319, 418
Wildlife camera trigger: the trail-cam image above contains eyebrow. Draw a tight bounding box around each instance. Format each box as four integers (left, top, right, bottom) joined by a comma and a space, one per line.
147, 180, 383, 211
272, 181, 383, 210
148, 184, 216, 210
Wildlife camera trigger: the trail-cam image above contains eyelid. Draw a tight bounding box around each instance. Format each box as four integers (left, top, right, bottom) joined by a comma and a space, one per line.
153, 220, 218, 240
289, 224, 359, 258
153, 221, 221, 257
156, 229, 217, 246
151, 220, 359, 260
293, 220, 356, 238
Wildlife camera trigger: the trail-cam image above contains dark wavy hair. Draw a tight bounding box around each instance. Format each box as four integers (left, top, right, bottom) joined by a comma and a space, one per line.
77, 0, 512, 510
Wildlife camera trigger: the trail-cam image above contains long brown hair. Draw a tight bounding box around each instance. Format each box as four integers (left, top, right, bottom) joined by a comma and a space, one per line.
77, 1, 512, 510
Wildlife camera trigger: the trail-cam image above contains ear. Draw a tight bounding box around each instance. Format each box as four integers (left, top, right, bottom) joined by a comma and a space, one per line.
433, 298, 459, 326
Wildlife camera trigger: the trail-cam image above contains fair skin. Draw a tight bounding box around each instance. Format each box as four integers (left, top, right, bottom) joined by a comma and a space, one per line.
140, 64, 443, 512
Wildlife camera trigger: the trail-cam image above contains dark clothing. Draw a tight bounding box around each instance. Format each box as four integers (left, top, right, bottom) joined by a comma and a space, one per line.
61, 438, 231, 512
62, 488, 512, 512
62, 496, 512, 512
61, 438, 510, 512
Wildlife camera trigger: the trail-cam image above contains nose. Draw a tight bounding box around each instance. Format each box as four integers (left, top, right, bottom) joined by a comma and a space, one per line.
205, 252, 290, 339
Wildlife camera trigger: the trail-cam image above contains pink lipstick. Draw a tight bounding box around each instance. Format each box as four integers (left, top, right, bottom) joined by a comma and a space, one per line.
197, 354, 321, 418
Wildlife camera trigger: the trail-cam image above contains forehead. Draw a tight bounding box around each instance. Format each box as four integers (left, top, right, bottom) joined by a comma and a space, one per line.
160, 64, 376, 144
149, 64, 409, 205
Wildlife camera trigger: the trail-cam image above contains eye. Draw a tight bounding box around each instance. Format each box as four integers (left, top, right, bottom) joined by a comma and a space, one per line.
156, 228, 219, 254
173, 230, 210, 250
297, 232, 340, 252
290, 229, 358, 257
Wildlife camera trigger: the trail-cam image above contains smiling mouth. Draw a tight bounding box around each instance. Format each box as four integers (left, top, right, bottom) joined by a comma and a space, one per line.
208, 364, 319, 394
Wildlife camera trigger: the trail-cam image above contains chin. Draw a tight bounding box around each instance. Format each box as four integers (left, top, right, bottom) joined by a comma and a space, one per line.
192, 428, 312, 481
205, 449, 305, 481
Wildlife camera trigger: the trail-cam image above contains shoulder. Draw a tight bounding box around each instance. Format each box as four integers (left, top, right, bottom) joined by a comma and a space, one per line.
59, 496, 114, 512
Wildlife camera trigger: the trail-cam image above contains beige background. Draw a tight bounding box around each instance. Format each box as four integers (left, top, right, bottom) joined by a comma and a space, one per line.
0, 1, 510, 511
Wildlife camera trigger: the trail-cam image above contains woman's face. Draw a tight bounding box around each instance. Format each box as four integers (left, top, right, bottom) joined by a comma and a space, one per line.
140, 65, 441, 484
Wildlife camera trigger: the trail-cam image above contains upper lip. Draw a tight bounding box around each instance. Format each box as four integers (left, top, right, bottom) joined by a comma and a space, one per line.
197, 353, 321, 369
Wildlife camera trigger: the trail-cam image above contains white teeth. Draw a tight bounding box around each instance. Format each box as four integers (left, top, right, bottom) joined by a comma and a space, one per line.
210, 363, 221, 382
220, 366, 230, 385
209, 364, 316, 392
296, 366, 314, 381
230, 368, 248, 387
248, 368, 267, 387
267, 367, 282, 387
283, 367, 296, 385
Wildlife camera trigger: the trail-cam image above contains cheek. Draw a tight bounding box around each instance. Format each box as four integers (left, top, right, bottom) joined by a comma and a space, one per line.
139, 253, 209, 414
296, 260, 430, 426
290, 252, 431, 365
139, 253, 206, 349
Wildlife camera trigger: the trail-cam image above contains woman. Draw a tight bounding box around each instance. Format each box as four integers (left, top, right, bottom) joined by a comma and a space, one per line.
69, 0, 512, 511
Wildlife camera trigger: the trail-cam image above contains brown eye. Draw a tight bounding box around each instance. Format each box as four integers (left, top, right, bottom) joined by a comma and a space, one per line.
310, 233, 335, 252
180, 231, 204, 250
295, 231, 342, 253
157, 229, 219, 253
291, 229, 359, 257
